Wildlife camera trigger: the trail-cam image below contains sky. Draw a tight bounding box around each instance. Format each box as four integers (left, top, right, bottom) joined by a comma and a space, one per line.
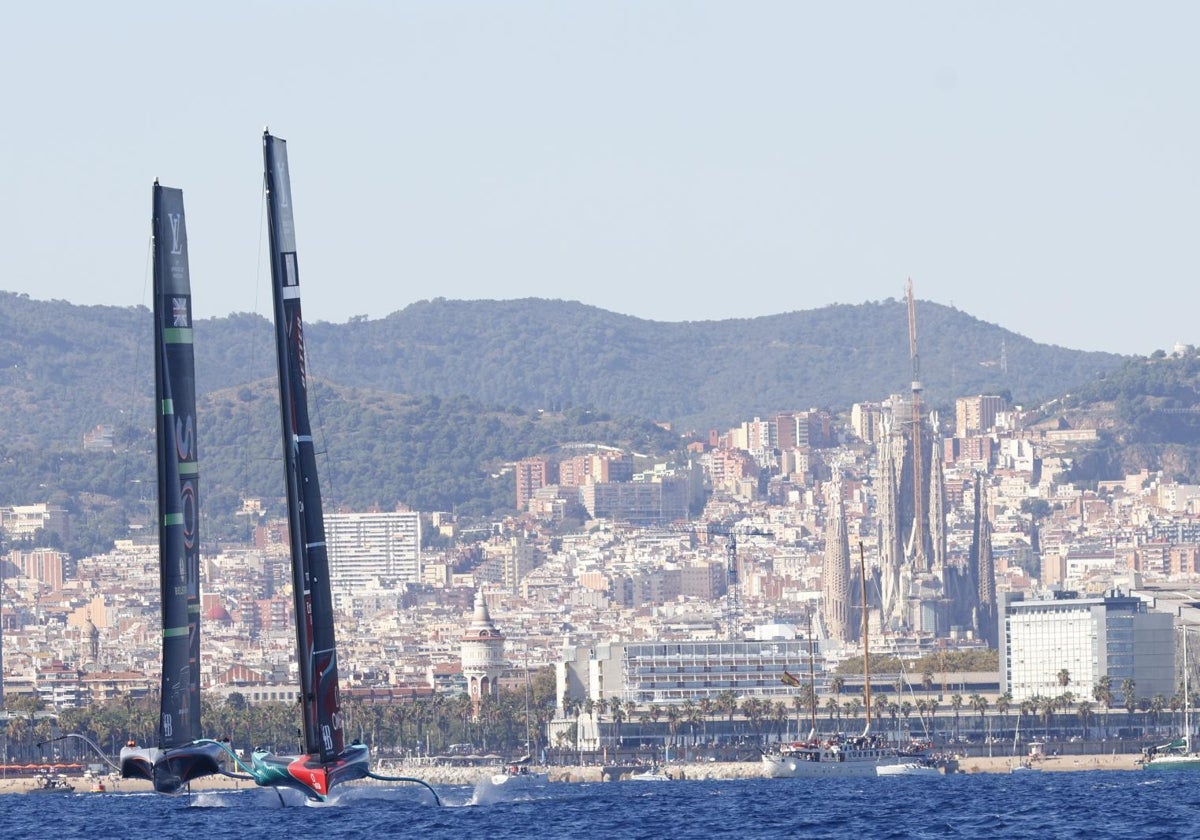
1, 2, 1196, 356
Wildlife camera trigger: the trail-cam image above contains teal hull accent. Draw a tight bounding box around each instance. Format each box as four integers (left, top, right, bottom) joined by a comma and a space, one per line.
250, 743, 371, 801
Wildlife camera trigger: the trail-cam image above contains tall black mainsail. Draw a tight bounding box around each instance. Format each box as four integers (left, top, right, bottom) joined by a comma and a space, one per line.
119, 182, 223, 793
247, 131, 368, 800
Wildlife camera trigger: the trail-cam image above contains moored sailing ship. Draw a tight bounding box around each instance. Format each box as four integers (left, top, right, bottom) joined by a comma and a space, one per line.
762, 544, 911, 778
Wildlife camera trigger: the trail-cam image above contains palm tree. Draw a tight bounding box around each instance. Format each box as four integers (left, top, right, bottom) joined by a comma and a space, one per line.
970, 693, 989, 739
771, 702, 789, 743
996, 692, 1012, 736
1151, 694, 1167, 734
683, 699, 702, 746
825, 697, 840, 727
647, 703, 662, 726
1038, 695, 1056, 738
697, 698, 714, 743
666, 706, 682, 754
609, 697, 627, 749
1057, 669, 1071, 691
900, 701, 914, 740
950, 693, 963, 740
741, 697, 768, 745
1122, 678, 1137, 732
872, 692, 889, 728
716, 690, 738, 727
1077, 700, 1094, 740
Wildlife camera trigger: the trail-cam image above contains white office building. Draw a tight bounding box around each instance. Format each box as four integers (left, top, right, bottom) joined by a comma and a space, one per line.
1000, 590, 1174, 704
326, 510, 421, 609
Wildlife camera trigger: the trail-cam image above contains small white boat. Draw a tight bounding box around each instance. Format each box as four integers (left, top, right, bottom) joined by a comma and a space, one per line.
27, 773, 74, 794
489, 765, 549, 789
1010, 761, 1041, 774
876, 761, 940, 777
628, 767, 671, 782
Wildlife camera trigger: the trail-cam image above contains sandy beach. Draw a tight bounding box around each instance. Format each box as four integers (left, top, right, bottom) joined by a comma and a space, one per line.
0, 752, 1145, 794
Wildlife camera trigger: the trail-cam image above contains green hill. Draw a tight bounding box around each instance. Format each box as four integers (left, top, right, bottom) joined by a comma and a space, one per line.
0, 291, 1131, 556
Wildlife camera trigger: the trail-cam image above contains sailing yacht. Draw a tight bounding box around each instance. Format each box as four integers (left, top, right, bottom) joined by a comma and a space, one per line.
242, 131, 370, 801
762, 545, 908, 778
119, 182, 225, 793
1143, 626, 1200, 771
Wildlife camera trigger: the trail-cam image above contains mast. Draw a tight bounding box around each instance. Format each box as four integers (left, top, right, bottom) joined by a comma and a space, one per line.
262, 131, 346, 763
151, 182, 202, 749
807, 613, 817, 739
1185, 627, 1191, 751
860, 542, 871, 737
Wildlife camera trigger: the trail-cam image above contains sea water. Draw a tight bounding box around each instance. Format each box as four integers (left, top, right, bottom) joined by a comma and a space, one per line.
0, 772, 1190, 840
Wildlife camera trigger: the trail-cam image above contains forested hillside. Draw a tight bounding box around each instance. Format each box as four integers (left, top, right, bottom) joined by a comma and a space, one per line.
0, 291, 1132, 557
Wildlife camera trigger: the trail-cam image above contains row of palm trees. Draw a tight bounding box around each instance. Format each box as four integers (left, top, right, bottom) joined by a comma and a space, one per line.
1, 681, 560, 764
4, 670, 1195, 763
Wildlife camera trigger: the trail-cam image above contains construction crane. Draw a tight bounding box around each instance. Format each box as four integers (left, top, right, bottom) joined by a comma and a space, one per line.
706, 522, 772, 640
906, 278, 928, 573
652, 521, 771, 639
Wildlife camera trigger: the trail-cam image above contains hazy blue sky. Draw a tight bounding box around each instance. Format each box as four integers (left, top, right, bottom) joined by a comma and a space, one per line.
2, 2, 1195, 355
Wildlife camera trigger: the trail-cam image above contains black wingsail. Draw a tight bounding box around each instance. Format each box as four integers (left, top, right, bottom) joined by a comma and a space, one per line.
152, 183, 203, 750
119, 184, 224, 793
250, 132, 371, 802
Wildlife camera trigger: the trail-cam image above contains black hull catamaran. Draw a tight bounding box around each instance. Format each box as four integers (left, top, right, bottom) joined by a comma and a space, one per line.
119, 183, 225, 793
246, 131, 370, 801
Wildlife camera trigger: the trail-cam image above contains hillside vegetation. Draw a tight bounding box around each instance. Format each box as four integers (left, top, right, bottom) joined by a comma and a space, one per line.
0, 292, 1133, 556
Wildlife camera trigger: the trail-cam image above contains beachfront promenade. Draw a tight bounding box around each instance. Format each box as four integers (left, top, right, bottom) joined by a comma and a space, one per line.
0, 751, 1145, 794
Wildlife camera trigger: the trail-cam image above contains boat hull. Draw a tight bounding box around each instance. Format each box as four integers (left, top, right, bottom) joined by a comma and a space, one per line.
488, 771, 549, 789
1143, 755, 1200, 771
762, 750, 905, 778
120, 741, 227, 793
250, 743, 370, 801
876, 761, 941, 777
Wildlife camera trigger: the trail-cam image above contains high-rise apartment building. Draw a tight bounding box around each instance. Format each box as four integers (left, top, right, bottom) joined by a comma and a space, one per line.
955, 395, 1008, 438
1000, 590, 1174, 704
326, 510, 421, 609
515, 456, 554, 509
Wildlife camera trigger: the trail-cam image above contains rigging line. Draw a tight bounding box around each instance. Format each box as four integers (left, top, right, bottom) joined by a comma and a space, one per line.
363, 771, 443, 806
858, 542, 931, 740
36, 733, 121, 772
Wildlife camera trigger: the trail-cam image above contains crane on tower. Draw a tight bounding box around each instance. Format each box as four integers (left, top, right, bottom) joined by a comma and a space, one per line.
652, 521, 772, 639
706, 522, 772, 640
906, 278, 928, 573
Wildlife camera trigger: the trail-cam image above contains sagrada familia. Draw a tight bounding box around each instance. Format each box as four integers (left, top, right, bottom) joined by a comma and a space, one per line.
822, 414, 998, 649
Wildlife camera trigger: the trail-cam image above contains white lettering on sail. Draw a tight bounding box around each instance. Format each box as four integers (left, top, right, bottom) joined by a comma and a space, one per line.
322, 724, 333, 752
168, 213, 183, 255
277, 162, 289, 208
163, 713, 173, 738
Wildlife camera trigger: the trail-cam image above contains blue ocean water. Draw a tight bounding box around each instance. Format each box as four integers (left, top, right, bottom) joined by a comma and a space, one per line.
0, 772, 1191, 840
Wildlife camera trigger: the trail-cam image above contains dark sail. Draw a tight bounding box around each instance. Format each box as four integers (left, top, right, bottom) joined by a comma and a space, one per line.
152, 183, 202, 749
117, 184, 224, 792
262, 132, 346, 763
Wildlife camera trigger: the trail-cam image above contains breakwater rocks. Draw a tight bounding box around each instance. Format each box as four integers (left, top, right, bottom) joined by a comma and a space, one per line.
366, 761, 765, 786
